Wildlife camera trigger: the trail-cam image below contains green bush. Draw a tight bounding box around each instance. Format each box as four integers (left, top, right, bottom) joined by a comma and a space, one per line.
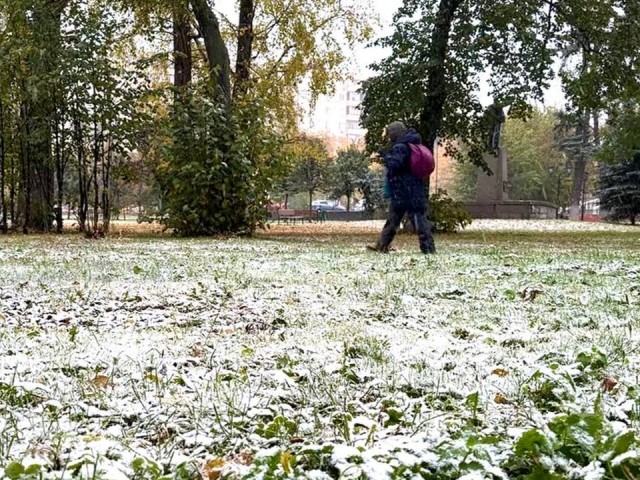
154, 86, 284, 236
429, 188, 472, 233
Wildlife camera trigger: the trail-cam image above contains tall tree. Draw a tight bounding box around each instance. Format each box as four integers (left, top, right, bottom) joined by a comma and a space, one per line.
600, 156, 640, 225
122, 0, 373, 235
598, 105, 640, 225
327, 146, 370, 211
361, 0, 554, 162
20, 0, 69, 232
0, 99, 5, 232
234, 0, 254, 99
553, 111, 598, 217
361, 0, 640, 168
290, 136, 330, 213
502, 109, 572, 206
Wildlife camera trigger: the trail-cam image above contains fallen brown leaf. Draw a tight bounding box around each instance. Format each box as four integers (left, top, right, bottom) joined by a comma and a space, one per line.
494, 393, 509, 404
91, 375, 110, 389
602, 376, 618, 392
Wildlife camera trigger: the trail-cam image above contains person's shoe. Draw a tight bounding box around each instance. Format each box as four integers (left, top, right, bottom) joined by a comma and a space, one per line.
420, 243, 436, 254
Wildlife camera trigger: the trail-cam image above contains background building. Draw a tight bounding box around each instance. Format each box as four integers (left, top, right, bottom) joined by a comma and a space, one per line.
299, 80, 367, 154
298, 80, 457, 195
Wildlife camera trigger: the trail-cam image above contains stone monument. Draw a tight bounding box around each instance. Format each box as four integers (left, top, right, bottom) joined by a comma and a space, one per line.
476, 104, 508, 203
463, 103, 557, 219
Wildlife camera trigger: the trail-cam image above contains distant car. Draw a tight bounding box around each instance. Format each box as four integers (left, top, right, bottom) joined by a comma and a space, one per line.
353, 200, 366, 212
311, 200, 346, 212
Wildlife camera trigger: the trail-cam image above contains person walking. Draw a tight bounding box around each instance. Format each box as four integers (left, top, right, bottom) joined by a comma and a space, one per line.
368, 121, 436, 254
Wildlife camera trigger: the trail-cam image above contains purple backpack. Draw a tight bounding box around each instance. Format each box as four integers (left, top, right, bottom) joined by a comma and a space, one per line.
408, 144, 435, 179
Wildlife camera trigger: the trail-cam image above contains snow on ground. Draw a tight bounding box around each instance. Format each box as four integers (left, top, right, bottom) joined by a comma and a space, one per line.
0, 221, 639, 479
465, 219, 640, 232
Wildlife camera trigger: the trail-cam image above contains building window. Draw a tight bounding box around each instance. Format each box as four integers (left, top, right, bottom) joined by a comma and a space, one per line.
347, 105, 359, 115
347, 120, 360, 130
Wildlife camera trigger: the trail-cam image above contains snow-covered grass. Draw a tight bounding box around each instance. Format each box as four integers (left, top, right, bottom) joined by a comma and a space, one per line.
0, 221, 639, 479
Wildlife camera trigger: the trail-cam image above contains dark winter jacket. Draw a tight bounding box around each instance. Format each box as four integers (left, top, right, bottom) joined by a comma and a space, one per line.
384, 129, 427, 211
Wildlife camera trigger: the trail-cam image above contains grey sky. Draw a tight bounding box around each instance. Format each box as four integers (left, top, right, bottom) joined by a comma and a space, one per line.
216, 0, 564, 108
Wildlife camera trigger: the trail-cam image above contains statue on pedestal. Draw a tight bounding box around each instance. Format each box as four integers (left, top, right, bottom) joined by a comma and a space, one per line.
483, 103, 505, 152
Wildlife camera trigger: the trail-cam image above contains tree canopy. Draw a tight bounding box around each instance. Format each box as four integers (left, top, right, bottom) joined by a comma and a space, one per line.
0, 0, 374, 235
360, 0, 640, 169
598, 105, 640, 225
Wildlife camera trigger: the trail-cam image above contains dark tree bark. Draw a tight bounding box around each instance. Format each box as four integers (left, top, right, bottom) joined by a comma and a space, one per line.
592, 111, 600, 145
21, 0, 69, 232
418, 0, 464, 150
102, 139, 112, 234
19, 102, 31, 234
173, 11, 192, 90
570, 112, 589, 210
0, 100, 6, 233
234, 0, 255, 99
92, 108, 100, 233
9, 121, 15, 227
409, 0, 462, 233
52, 89, 68, 233
190, 0, 231, 102
75, 117, 88, 232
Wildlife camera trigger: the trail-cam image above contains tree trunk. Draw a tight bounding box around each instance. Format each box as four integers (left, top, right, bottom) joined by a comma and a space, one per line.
234, 0, 254, 99
592, 111, 600, 146
75, 117, 88, 232
284, 193, 289, 209
10, 125, 15, 227
346, 195, 351, 212
309, 190, 313, 215
53, 91, 65, 234
0, 100, 6, 233
19, 103, 31, 234
570, 112, 589, 214
102, 137, 112, 234
21, 0, 68, 232
173, 11, 192, 90
413, 0, 461, 233
92, 113, 100, 233
419, 0, 463, 150
190, 0, 231, 102
28, 110, 55, 232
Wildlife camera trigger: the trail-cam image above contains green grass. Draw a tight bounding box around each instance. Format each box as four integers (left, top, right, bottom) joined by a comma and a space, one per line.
0, 221, 639, 479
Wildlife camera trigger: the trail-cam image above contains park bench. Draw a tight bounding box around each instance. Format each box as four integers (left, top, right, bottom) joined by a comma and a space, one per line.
276, 209, 325, 224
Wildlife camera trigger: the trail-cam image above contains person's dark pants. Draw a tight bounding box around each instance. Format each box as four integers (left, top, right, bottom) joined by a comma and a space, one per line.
378, 204, 435, 253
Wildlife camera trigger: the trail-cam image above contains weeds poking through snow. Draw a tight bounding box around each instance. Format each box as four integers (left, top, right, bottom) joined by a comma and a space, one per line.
0, 221, 639, 478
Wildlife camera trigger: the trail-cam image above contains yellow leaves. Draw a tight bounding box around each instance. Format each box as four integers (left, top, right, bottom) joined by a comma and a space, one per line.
201, 458, 225, 480
200, 452, 255, 480
280, 451, 294, 474
491, 368, 509, 377
246, 0, 376, 123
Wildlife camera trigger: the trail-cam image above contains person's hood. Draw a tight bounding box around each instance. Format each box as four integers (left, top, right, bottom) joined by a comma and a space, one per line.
396, 129, 422, 145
